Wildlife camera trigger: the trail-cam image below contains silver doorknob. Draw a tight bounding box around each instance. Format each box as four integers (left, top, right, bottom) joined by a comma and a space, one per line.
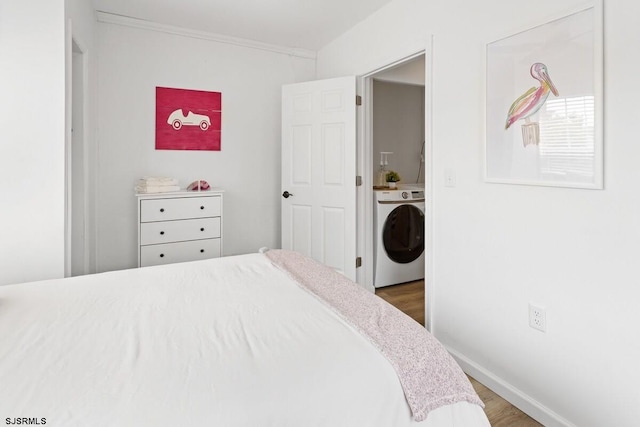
282, 191, 293, 198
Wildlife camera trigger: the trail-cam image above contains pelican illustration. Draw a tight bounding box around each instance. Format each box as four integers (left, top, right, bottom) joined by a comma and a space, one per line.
505, 62, 559, 131
504, 63, 559, 147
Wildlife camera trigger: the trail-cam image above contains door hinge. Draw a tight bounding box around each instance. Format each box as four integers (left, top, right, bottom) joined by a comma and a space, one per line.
356, 175, 362, 186
356, 95, 362, 106
356, 257, 362, 268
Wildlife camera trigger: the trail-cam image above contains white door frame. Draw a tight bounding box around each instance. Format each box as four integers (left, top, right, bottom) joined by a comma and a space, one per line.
65, 19, 73, 277
65, 19, 92, 277
357, 40, 435, 331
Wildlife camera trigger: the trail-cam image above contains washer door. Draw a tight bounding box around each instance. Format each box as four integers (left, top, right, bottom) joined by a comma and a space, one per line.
382, 204, 424, 263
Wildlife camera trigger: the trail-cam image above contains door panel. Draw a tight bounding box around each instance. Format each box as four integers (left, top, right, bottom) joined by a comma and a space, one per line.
282, 76, 356, 280
291, 126, 312, 184
322, 124, 345, 185
321, 207, 346, 274
291, 205, 312, 257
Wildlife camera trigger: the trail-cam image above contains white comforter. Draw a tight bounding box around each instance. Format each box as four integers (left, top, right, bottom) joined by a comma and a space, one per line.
0, 254, 489, 426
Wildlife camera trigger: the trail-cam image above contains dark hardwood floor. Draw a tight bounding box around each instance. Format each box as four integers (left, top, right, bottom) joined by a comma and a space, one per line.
375, 280, 542, 426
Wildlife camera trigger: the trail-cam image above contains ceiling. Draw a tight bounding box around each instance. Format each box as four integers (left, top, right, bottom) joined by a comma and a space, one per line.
92, 0, 393, 52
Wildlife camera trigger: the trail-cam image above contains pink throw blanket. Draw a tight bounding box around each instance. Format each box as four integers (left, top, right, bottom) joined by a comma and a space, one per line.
265, 250, 484, 422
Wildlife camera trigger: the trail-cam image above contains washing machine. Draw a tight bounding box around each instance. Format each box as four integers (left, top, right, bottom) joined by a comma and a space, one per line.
374, 189, 425, 288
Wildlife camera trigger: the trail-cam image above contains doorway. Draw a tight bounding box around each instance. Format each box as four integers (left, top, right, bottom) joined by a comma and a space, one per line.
357, 49, 433, 329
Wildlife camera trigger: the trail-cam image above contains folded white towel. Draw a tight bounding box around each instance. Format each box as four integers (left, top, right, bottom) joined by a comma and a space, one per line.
138, 177, 179, 186
135, 185, 181, 194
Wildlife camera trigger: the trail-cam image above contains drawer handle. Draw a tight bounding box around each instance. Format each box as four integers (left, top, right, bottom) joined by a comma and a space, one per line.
160, 208, 165, 213
200, 206, 205, 210
200, 249, 205, 253
200, 228, 205, 231
160, 253, 165, 258
160, 231, 165, 235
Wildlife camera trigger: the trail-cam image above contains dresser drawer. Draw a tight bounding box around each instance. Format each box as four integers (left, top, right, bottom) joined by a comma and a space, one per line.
140, 196, 221, 222
140, 217, 220, 245
140, 238, 221, 267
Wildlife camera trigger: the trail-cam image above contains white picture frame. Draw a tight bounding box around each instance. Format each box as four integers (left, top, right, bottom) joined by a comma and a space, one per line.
485, 2, 603, 189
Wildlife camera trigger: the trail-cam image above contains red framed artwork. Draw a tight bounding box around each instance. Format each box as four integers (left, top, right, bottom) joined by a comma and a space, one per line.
155, 87, 222, 151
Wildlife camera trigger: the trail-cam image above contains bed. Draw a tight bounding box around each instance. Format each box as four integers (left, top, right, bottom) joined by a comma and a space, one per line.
0, 250, 489, 426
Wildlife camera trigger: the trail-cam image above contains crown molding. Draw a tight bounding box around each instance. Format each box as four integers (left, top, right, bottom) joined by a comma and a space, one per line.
96, 11, 317, 60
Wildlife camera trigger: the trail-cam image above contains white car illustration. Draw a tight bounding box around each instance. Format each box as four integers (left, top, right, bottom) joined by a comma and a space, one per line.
167, 109, 211, 131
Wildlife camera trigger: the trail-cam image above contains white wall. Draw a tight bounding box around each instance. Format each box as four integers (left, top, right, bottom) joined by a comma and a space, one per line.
318, 1, 640, 426
0, 1, 66, 286
374, 55, 425, 86
373, 80, 425, 184
96, 20, 315, 272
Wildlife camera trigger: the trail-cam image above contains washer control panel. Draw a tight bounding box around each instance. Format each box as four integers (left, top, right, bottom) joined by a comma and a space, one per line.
376, 190, 424, 202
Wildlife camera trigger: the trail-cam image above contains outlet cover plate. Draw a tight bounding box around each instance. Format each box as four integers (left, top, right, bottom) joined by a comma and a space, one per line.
529, 303, 546, 332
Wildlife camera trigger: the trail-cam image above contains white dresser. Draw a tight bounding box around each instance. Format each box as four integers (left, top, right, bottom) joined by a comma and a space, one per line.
137, 190, 224, 267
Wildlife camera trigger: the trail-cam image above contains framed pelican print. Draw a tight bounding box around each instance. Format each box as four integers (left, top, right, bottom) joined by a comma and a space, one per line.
485, 1, 603, 189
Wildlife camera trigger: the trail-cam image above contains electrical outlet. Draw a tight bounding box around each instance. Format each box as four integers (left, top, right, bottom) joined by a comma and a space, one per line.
529, 303, 546, 332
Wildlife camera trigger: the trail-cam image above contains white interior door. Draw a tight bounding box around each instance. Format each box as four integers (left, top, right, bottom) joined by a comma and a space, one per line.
281, 76, 357, 280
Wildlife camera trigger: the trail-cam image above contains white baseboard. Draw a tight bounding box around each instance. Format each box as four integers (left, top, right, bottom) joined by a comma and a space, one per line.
447, 347, 575, 427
